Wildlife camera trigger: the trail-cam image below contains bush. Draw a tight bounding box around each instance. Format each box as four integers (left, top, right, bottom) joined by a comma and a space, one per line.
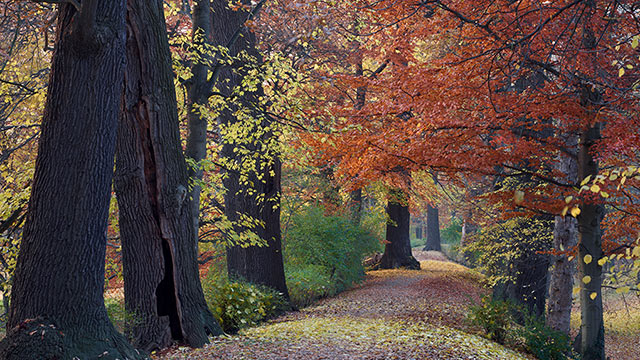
203, 275, 286, 333
286, 264, 336, 308
105, 297, 142, 340
467, 295, 513, 344
285, 206, 380, 294
517, 314, 572, 360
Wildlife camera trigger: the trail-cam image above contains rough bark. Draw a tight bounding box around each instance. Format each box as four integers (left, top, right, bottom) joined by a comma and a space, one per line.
547, 133, 578, 335
423, 204, 441, 251
212, 0, 289, 298
114, 0, 221, 351
577, 123, 605, 360
379, 189, 420, 270
0, 2, 143, 358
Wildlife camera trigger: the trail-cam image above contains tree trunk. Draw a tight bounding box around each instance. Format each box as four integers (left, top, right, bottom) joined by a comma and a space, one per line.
212, 0, 289, 298
349, 188, 362, 225
114, 0, 221, 351
184, 0, 213, 238
547, 132, 578, 335
0, 2, 142, 358
415, 223, 422, 239
423, 204, 441, 251
492, 218, 552, 319
577, 123, 605, 360
379, 189, 420, 270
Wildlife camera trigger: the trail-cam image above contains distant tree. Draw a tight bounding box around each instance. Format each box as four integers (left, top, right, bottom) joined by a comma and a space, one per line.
0, 1, 142, 358
114, 0, 221, 351
423, 203, 441, 252
379, 188, 420, 270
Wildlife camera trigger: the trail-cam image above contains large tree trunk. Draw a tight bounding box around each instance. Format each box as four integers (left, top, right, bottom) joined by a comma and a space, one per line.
212, 0, 289, 298
184, 0, 212, 238
114, 0, 221, 351
0, 2, 142, 358
577, 123, 605, 360
547, 133, 578, 335
423, 204, 441, 251
379, 189, 420, 270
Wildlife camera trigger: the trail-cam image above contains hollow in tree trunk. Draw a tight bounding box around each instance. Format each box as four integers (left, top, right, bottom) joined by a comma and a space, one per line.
114, 0, 221, 351
0, 2, 143, 358
379, 189, 420, 270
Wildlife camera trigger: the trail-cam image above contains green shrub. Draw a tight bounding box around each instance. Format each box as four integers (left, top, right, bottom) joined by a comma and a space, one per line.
285, 206, 380, 294
441, 218, 462, 245
286, 264, 336, 308
467, 295, 513, 344
203, 275, 286, 333
517, 314, 572, 360
105, 297, 142, 340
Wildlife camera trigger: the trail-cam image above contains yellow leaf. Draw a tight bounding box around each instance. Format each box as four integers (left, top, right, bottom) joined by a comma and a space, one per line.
633, 247, 640, 257
584, 254, 593, 264
590, 184, 601, 193
600, 191, 609, 198
583, 276, 592, 284
580, 175, 592, 186
573, 286, 580, 295
633, 36, 639, 49
568, 256, 574, 262
616, 286, 630, 294
565, 196, 573, 204
561, 206, 569, 216
514, 190, 525, 204
570, 207, 581, 217
590, 292, 598, 300
619, 67, 625, 77
597, 257, 607, 266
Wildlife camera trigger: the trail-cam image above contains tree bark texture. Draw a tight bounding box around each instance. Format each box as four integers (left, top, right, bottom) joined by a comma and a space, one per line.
547, 132, 578, 335
184, 0, 213, 238
114, 0, 221, 351
212, 0, 289, 298
0, 2, 143, 358
379, 189, 420, 270
423, 204, 441, 251
577, 123, 605, 360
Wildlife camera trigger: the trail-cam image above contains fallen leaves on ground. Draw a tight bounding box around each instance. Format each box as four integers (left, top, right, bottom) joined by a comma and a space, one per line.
156, 251, 529, 360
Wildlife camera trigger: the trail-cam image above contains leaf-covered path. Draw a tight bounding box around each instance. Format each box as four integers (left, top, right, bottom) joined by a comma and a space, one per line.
156, 251, 529, 359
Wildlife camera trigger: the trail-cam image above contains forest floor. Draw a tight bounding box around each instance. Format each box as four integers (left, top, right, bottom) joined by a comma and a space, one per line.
154, 250, 531, 360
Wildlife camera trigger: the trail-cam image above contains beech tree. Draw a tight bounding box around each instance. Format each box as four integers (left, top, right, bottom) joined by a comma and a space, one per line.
210, 0, 288, 297
0, 1, 142, 358
379, 188, 420, 270
114, 0, 221, 351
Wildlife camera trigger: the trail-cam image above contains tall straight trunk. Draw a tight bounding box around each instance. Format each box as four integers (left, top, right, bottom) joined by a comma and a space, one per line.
577, 123, 605, 360
577, 3, 605, 356
423, 204, 441, 251
379, 189, 420, 270
348, 56, 365, 225
349, 188, 363, 225
547, 133, 578, 335
184, 0, 213, 237
0, 2, 141, 358
212, 0, 288, 297
114, 0, 221, 351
